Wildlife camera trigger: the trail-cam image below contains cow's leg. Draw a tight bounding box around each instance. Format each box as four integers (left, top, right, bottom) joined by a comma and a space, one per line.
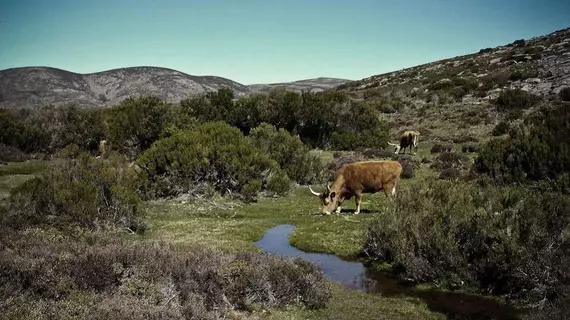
354, 192, 363, 215
384, 183, 396, 200
335, 198, 344, 214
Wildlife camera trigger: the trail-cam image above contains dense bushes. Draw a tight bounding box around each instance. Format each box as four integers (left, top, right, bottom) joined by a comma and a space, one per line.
136, 122, 290, 200
0, 233, 331, 319
182, 89, 388, 151
107, 96, 177, 159
475, 102, 570, 191
0, 109, 49, 153
364, 180, 570, 308
2, 153, 143, 232
493, 89, 539, 113
249, 123, 324, 185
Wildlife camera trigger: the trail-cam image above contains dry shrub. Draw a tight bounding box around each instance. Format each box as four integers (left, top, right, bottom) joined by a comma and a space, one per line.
0, 232, 331, 319
3, 152, 143, 232
430, 152, 470, 171
364, 180, 570, 309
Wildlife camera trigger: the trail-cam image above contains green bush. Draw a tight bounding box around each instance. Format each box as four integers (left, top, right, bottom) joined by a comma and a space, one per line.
0, 110, 49, 153
476, 103, 570, 188
0, 233, 331, 319
107, 96, 175, 159
3, 152, 142, 232
364, 180, 570, 308
248, 123, 324, 185
493, 89, 539, 112
136, 122, 290, 200
491, 121, 510, 136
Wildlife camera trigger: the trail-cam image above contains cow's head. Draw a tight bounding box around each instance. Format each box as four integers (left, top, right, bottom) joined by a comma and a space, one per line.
309, 184, 340, 215
387, 142, 400, 154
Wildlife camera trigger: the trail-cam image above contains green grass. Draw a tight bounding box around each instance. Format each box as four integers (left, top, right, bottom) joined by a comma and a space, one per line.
0, 160, 48, 202
143, 187, 380, 257
0, 160, 49, 176
264, 283, 445, 320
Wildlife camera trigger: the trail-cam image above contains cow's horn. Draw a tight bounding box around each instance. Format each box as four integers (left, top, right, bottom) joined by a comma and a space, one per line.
309, 186, 322, 197
326, 183, 331, 192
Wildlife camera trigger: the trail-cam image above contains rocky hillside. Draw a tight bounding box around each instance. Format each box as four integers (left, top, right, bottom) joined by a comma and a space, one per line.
248, 77, 350, 93
335, 27, 570, 143
0, 66, 252, 109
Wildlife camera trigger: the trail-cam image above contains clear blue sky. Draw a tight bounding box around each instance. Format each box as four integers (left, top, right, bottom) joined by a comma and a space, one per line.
1, 0, 569, 84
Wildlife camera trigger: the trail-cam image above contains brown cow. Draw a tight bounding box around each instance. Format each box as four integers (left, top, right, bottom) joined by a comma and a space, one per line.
388, 130, 420, 155
309, 161, 403, 215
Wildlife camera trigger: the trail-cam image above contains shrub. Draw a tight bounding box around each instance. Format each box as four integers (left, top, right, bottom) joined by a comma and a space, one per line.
559, 87, 570, 102
361, 148, 394, 159
0, 144, 29, 162
438, 168, 461, 180
475, 103, 570, 188
430, 143, 453, 154
107, 96, 175, 159
461, 143, 480, 153
249, 123, 324, 185
136, 122, 290, 200
398, 159, 416, 179
3, 152, 142, 232
364, 180, 570, 308
493, 89, 539, 112
491, 121, 510, 136
0, 110, 49, 153
0, 234, 331, 319
430, 152, 469, 171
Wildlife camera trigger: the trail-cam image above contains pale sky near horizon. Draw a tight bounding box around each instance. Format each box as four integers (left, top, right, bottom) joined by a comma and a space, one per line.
1, 0, 569, 84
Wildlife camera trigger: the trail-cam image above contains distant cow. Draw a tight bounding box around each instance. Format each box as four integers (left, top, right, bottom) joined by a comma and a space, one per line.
97, 140, 108, 158
388, 130, 420, 155
309, 161, 403, 215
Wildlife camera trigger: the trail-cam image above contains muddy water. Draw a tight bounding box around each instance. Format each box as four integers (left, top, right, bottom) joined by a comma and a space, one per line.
255, 224, 522, 320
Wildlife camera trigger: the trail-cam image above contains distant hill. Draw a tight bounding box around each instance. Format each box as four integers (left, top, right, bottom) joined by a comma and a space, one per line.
0, 67, 351, 109
0, 66, 252, 109
247, 77, 351, 93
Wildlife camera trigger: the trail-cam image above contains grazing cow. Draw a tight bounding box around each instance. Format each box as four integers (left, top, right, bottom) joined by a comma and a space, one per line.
309, 161, 403, 215
388, 130, 420, 155
97, 140, 108, 158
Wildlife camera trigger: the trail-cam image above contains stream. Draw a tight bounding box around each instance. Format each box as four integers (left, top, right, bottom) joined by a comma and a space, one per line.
255, 224, 522, 320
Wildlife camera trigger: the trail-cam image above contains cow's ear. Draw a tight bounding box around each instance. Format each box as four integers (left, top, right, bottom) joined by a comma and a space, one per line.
329, 192, 336, 200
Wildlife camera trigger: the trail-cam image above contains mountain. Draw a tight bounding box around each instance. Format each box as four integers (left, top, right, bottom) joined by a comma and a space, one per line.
0, 66, 251, 109
333, 26, 570, 142
247, 77, 351, 93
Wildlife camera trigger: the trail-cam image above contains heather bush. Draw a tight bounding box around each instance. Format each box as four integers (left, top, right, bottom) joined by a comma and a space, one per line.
136, 122, 290, 200
493, 89, 539, 113
430, 143, 453, 154
430, 152, 469, 171
0, 232, 331, 319
492, 120, 510, 136
475, 103, 570, 190
364, 180, 570, 308
3, 152, 142, 232
248, 123, 324, 185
